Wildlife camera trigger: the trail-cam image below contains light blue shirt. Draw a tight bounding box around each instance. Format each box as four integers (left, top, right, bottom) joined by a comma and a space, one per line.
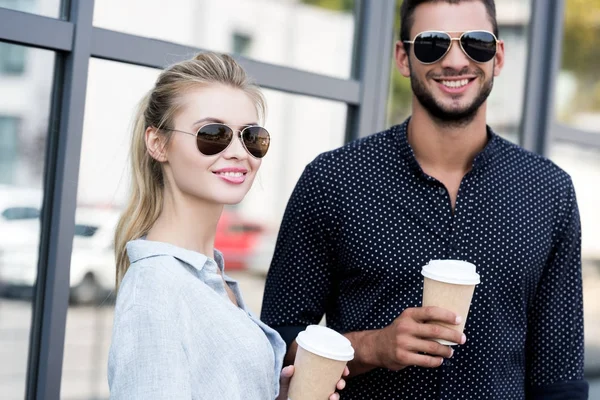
108, 238, 286, 399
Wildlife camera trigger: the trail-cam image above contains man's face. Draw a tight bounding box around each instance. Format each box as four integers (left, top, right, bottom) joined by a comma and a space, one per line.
397, 1, 505, 125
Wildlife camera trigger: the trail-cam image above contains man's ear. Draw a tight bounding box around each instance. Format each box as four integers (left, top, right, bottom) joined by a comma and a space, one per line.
395, 40, 411, 78
493, 40, 505, 77
145, 126, 168, 162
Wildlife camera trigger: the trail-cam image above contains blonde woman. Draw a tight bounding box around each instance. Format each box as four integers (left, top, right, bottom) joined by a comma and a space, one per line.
108, 52, 347, 399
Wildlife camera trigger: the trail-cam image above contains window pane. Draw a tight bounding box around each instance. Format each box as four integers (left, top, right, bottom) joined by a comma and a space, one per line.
93, 0, 357, 79
60, 57, 348, 397
0, 43, 26, 75
0, 116, 21, 179
0, 0, 61, 19
60, 59, 160, 400
555, 0, 600, 134
387, 0, 531, 144
0, 43, 53, 399
550, 141, 600, 374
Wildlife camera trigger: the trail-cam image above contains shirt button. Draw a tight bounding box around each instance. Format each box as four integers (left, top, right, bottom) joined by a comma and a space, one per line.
438, 187, 446, 195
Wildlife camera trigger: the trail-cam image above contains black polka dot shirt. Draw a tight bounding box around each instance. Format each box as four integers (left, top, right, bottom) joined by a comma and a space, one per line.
261, 119, 588, 399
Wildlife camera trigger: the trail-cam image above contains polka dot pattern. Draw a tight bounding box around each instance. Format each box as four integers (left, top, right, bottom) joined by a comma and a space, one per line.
261, 119, 586, 399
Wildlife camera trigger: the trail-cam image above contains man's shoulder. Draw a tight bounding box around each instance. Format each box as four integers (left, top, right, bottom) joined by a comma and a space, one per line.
309, 126, 399, 168
494, 135, 573, 189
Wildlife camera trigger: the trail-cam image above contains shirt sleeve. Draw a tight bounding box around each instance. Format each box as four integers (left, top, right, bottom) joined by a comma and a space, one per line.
108, 304, 192, 399
526, 179, 588, 399
260, 160, 337, 348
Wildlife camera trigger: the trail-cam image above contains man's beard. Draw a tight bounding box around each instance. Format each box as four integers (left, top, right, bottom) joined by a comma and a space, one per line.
410, 63, 494, 127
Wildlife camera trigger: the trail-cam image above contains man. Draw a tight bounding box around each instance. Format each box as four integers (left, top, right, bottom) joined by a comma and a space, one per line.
260, 0, 588, 398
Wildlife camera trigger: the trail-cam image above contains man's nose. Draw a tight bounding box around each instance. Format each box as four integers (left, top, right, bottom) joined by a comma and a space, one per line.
440, 39, 470, 72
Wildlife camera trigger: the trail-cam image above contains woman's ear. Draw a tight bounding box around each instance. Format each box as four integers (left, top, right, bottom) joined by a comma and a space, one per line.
145, 126, 168, 162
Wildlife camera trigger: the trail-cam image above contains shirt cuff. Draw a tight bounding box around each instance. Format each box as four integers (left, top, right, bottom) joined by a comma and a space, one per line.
528, 380, 589, 400
271, 325, 306, 350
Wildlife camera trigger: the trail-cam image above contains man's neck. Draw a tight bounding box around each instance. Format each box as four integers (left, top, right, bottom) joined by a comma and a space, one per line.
407, 105, 489, 175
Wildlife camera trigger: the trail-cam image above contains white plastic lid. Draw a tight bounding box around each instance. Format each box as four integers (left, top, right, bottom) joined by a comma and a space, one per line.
421, 259, 480, 285
296, 325, 355, 361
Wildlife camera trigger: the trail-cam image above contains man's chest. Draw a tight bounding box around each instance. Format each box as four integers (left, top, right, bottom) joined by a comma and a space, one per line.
334, 180, 555, 303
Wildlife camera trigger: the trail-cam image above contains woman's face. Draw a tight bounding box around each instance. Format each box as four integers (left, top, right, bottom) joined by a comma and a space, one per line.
158, 84, 263, 206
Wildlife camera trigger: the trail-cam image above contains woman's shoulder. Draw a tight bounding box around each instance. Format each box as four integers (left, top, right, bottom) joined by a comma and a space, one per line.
114, 257, 187, 317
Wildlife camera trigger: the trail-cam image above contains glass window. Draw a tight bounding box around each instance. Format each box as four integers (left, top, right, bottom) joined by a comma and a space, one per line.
60, 59, 160, 400
0, 0, 61, 19
550, 141, 600, 375
60, 57, 349, 397
0, 44, 53, 400
0, 43, 26, 75
0, 115, 20, 182
555, 0, 600, 134
93, 0, 357, 79
232, 32, 253, 56
1, 206, 40, 220
387, 0, 532, 144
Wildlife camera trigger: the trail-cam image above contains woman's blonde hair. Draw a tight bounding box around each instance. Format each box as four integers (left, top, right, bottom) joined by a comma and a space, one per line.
114, 52, 266, 288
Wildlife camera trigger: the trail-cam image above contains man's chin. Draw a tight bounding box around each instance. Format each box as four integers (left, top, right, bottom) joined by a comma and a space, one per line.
423, 102, 481, 124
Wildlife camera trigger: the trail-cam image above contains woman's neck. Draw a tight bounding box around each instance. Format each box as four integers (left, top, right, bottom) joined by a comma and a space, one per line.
146, 189, 223, 258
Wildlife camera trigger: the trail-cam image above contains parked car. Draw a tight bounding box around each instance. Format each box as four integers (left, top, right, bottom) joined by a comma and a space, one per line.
0, 185, 274, 303
0, 206, 119, 305
215, 210, 273, 271
0, 185, 43, 250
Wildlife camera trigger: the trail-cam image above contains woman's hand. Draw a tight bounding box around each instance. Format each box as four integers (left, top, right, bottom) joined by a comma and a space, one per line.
277, 365, 350, 400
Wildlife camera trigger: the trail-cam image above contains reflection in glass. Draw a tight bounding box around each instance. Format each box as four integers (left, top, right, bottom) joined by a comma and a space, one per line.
93, 0, 356, 79
0, 0, 62, 19
555, 0, 600, 133
0, 43, 53, 399
0, 43, 26, 75
550, 141, 600, 374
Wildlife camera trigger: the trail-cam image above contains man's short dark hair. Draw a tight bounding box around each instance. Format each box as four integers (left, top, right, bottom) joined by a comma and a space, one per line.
399, 0, 498, 41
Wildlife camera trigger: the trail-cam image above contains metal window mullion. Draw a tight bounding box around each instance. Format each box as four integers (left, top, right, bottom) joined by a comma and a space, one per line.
26, 1, 94, 399
346, 0, 396, 142
90, 27, 361, 105
0, 7, 73, 51
551, 124, 600, 149
519, 0, 565, 155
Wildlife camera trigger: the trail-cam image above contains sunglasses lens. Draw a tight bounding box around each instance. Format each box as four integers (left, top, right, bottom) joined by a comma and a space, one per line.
196, 123, 233, 155
242, 126, 270, 158
461, 31, 497, 62
413, 32, 451, 63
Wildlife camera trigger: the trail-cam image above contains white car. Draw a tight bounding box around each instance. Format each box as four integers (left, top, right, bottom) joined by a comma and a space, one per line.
0, 185, 43, 250
0, 202, 120, 305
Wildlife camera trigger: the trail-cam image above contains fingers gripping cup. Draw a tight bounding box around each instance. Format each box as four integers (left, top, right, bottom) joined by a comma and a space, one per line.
288, 325, 354, 400
421, 260, 480, 345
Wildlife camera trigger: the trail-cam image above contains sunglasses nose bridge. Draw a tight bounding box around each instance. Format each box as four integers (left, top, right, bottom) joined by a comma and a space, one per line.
220, 131, 248, 160
440, 37, 471, 67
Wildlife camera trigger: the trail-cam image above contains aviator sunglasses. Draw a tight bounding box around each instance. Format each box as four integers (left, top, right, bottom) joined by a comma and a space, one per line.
163, 123, 270, 159
403, 30, 498, 64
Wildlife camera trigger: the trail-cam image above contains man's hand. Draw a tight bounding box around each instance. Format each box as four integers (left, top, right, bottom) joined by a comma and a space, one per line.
345, 306, 466, 375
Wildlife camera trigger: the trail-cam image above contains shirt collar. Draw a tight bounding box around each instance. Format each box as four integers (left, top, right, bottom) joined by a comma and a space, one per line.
395, 117, 500, 175
126, 238, 227, 275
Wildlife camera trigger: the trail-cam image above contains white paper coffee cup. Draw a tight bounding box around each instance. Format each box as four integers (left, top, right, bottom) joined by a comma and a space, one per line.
288, 325, 354, 400
421, 260, 480, 345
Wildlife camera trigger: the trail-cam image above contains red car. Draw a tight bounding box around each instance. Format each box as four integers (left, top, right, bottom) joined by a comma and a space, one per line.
215, 211, 269, 270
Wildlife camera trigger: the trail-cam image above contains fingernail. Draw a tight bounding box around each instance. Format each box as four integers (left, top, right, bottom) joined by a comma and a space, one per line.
461, 334, 467, 344
455, 316, 463, 324
450, 348, 454, 357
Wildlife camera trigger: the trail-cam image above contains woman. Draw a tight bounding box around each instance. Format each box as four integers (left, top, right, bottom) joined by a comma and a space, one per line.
108, 52, 347, 399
